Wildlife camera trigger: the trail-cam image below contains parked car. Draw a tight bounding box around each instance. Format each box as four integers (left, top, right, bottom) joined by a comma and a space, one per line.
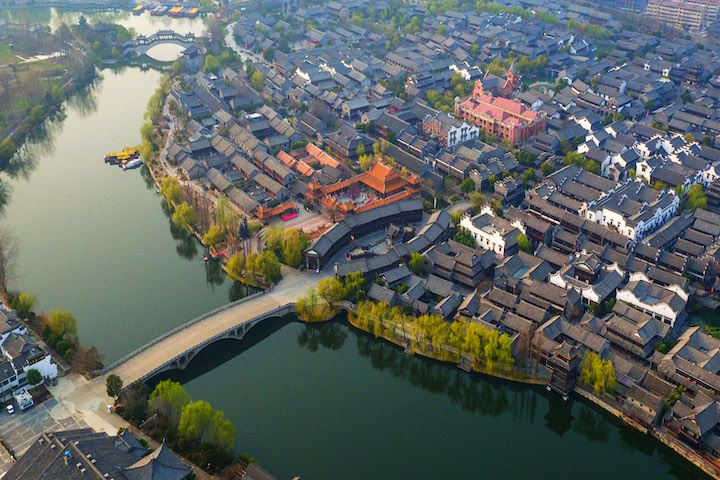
6, 404, 14, 415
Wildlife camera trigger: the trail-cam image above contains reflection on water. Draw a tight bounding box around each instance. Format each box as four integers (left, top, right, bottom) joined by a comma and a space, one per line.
0, 73, 101, 214
144, 43, 186, 62
0, 7, 206, 36
160, 318, 710, 480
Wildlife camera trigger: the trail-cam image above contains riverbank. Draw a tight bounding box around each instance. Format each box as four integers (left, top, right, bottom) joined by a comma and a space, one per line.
339, 301, 720, 480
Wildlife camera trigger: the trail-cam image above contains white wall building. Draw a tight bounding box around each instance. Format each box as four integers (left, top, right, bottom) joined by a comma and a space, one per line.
459, 211, 524, 257
616, 277, 688, 327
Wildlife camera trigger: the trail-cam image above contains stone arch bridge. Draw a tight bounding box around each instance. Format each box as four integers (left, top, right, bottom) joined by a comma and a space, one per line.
95, 273, 324, 387
122, 30, 198, 58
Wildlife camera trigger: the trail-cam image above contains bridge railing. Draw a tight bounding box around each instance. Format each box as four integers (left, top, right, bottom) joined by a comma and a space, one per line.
143, 303, 295, 382
97, 289, 269, 376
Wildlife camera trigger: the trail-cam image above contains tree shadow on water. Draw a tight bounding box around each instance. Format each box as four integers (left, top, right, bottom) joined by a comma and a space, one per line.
573, 406, 609, 443
297, 321, 348, 352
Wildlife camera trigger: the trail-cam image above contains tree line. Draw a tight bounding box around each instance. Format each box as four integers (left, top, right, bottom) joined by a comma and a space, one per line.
350, 300, 515, 372
115, 378, 243, 473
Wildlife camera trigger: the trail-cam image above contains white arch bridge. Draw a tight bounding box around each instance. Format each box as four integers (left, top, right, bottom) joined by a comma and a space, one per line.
95, 274, 322, 387
122, 30, 198, 58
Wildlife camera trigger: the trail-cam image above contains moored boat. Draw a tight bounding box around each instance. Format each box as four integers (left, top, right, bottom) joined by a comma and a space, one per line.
122, 158, 143, 170
105, 146, 139, 164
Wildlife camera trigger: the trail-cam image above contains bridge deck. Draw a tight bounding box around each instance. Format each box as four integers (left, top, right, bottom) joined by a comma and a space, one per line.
107, 273, 314, 386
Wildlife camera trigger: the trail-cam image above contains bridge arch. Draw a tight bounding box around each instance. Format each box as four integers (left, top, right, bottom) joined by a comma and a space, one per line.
122, 30, 198, 59
126, 303, 295, 383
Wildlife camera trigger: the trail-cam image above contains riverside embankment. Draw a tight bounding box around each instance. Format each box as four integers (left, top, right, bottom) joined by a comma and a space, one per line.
0, 9, 716, 480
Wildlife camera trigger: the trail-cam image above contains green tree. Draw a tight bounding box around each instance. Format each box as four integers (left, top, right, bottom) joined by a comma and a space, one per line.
159, 176, 183, 205
580, 351, 616, 396
262, 47, 275, 62
251, 71, 264, 90
26, 369, 42, 386
490, 198, 503, 217
359, 154, 374, 172
584, 160, 600, 175
214, 196, 235, 233
460, 178, 476, 194
29, 105, 45, 125
0, 138, 16, 164
149, 379, 191, 422
408, 252, 426, 274
454, 228, 477, 248
296, 287, 321, 321
541, 161, 555, 176
179, 400, 214, 442
470, 192, 486, 213
203, 225, 225, 249
256, 250, 281, 284
517, 234, 532, 253
702, 135, 713, 146
317, 277, 346, 306
106, 374, 123, 397
172, 203, 197, 229
51, 85, 65, 104
172, 60, 184, 74
204, 54, 219, 73
628, 168, 636, 178
179, 401, 235, 449
226, 254, 245, 281
684, 133, 696, 143
653, 180, 668, 191
343, 271, 365, 301
281, 228, 308, 268
687, 184, 707, 212
437, 24, 448, 35
14, 292, 37, 318
563, 151, 585, 167
521, 168, 536, 185
48, 309, 77, 338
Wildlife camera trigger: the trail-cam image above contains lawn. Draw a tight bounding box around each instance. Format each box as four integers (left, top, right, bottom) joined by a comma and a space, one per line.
0, 43, 20, 66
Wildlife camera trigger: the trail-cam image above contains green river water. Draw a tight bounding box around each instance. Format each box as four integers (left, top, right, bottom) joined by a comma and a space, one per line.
0, 8, 716, 480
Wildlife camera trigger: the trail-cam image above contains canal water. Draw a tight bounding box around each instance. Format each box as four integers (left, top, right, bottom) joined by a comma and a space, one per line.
0, 7, 205, 36
157, 316, 711, 480
0, 9, 716, 480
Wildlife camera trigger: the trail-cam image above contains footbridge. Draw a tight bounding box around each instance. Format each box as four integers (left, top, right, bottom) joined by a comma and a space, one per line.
96, 273, 320, 387
122, 30, 198, 57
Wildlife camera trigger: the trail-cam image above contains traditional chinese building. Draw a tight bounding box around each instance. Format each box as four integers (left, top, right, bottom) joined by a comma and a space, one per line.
305, 161, 422, 219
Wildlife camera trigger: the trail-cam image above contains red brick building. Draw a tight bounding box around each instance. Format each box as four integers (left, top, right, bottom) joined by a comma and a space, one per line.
475, 63, 519, 99
455, 88, 546, 144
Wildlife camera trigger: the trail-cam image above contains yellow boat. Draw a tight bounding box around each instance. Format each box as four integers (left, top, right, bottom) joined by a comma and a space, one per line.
105, 146, 140, 164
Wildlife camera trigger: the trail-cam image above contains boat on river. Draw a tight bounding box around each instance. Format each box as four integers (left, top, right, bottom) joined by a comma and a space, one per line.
132, 5, 145, 15
202, 251, 226, 261
105, 147, 139, 165
122, 158, 143, 170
